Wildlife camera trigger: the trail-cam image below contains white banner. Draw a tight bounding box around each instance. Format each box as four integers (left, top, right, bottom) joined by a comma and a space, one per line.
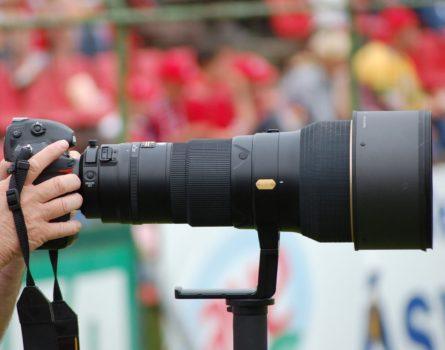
157, 165, 445, 350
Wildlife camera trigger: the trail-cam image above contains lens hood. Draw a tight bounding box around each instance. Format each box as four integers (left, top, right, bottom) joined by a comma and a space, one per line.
351, 110, 432, 250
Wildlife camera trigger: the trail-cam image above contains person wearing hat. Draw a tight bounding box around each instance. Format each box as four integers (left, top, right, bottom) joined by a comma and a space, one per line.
353, 6, 427, 110
281, 28, 351, 125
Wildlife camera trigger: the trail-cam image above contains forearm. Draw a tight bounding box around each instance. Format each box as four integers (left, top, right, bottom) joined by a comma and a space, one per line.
0, 258, 24, 340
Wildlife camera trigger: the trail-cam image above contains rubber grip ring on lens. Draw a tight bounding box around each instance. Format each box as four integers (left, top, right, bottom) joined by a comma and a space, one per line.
170, 143, 187, 223
130, 143, 139, 222
300, 121, 351, 242
186, 139, 232, 226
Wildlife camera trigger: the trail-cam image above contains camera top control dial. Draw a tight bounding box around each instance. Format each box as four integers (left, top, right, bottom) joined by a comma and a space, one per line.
31, 122, 46, 136
5, 118, 77, 163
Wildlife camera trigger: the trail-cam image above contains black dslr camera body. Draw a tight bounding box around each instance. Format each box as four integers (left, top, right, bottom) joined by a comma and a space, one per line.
4, 118, 78, 249
4, 111, 433, 251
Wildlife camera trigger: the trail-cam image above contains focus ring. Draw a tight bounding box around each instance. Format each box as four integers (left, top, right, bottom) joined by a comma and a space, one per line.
186, 139, 232, 226
300, 121, 351, 242
170, 143, 187, 223
129, 143, 140, 222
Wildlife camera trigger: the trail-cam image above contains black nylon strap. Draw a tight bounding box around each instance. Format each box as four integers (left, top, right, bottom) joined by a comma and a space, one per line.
7, 147, 59, 349
50, 249, 80, 350
17, 286, 59, 350
7, 146, 79, 350
7, 146, 35, 286
50, 250, 63, 301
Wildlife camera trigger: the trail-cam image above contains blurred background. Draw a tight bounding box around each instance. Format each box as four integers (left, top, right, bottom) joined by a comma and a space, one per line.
1, 0, 445, 349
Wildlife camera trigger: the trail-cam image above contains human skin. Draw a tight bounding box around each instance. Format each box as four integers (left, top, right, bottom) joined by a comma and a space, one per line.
0, 141, 82, 339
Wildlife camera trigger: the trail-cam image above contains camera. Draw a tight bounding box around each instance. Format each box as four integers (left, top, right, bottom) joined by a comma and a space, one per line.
4, 118, 78, 249
4, 110, 432, 250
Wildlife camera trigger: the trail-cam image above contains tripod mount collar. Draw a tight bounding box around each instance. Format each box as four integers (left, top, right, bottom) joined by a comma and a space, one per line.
175, 225, 280, 300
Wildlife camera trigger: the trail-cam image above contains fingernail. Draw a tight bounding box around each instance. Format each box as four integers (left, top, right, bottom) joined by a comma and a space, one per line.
57, 140, 69, 148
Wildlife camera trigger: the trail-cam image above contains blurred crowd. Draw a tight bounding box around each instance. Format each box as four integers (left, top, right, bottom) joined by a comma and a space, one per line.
0, 0, 350, 150
0, 0, 444, 159
353, 3, 445, 159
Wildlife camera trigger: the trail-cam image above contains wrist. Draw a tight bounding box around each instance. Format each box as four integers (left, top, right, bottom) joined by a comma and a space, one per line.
0, 258, 24, 282
0, 191, 21, 269
0, 223, 19, 270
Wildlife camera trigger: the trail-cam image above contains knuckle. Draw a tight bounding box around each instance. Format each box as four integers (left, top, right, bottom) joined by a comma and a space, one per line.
29, 159, 40, 173
60, 197, 68, 213
53, 176, 65, 194
34, 189, 46, 203
35, 185, 51, 203
68, 193, 83, 211
69, 174, 81, 189
74, 193, 83, 207
72, 221, 82, 233
21, 190, 35, 206
56, 222, 65, 234
28, 204, 42, 221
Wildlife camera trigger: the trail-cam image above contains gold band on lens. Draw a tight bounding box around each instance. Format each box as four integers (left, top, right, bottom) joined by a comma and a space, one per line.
256, 179, 276, 190
349, 120, 355, 243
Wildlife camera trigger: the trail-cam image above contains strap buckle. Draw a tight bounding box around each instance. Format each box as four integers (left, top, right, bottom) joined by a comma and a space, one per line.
7, 160, 29, 175
6, 188, 21, 211
7, 164, 16, 175
17, 160, 30, 171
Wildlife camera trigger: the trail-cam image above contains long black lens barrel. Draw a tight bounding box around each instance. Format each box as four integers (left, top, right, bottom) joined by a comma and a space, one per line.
80, 141, 173, 223
79, 110, 432, 250
79, 132, 302, 230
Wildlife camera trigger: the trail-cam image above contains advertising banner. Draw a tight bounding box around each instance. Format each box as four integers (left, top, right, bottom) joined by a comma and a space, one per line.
158, 165, 445, 350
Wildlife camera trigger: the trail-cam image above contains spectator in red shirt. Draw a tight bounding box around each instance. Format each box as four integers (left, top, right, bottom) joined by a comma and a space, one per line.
22, 26, 112, 130
0, 64, 20, 131
182, 46, 257, 138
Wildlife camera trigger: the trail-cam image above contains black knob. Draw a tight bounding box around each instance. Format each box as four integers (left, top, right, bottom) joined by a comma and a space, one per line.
85, 171, 95, 180
31, 122, 46, 136
88, 140, 98, 147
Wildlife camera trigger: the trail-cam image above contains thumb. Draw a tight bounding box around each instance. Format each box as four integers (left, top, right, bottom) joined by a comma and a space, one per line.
0, 160, 11, 180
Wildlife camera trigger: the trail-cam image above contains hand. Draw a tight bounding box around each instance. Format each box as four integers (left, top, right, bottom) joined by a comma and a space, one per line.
0, 140, 82, 268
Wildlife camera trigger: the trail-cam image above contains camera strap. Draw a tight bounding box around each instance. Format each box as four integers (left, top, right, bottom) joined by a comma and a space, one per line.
6, 147, 79, 350
49, 249, 80, 349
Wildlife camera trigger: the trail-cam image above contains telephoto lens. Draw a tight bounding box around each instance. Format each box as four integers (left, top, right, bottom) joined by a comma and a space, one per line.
79, 110, 432, 250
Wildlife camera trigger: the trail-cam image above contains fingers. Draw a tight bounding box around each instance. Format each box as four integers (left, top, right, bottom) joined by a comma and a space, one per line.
26, 140, 69, 184
34, 174, 81, 202
46, 220, 82, 241
0, 159, 10, 180
69, 150, 81, 160
43, 193, 83, 220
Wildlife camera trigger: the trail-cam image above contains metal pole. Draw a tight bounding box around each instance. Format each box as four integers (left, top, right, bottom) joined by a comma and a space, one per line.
0, 1, 433, 30
106, 0, 129, 142
347, 2, 361, 111
227, 299, 274, 350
